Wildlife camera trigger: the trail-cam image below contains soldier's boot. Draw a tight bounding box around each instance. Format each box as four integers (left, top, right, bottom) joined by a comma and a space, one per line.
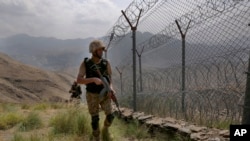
92, 130, 100, 141
91, 115, 100, 141
102, 114, 115, 141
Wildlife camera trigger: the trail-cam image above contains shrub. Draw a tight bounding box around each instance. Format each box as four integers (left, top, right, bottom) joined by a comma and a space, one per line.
12, 133, 42, 141
49, 108, 90, 136
12, 134, 25, 141
124, 120, 150, 139
33, 103, 49, 111
0, 112, 23, 130
19, 112, 43, 131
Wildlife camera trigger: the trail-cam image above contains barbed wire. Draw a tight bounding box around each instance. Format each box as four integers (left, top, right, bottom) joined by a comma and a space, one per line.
122, 0, 246, 64
101, 0, 160, 49
109, 0, 250, 126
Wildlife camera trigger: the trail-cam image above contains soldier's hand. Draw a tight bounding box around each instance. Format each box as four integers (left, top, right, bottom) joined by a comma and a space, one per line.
93, 78, 103, 85
107, 89, 115, 97
110, 88, 116, 94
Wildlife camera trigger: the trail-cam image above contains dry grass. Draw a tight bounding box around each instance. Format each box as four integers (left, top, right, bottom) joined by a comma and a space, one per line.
0, 102, 185, 141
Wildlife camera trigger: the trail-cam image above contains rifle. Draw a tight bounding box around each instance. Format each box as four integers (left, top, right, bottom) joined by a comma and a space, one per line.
93, 64, 122, 114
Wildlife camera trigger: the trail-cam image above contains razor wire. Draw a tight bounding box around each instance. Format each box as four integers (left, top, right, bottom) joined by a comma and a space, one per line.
136, 0, 243, 51
117, 0, 249, 66
116, 47, 248, 125
108, 0, 250, 126
101, 0, 160, 49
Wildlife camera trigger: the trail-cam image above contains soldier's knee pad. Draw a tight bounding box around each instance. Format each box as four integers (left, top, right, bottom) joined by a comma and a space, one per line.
91, 115, 99, 130
106, 113, 114, 123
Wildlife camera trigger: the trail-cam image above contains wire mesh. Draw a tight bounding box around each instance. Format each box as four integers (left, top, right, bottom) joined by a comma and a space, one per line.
107, 0, 250, 126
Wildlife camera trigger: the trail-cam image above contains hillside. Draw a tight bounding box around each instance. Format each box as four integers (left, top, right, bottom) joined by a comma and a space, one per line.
0, 52, 75, 103
0, 34, 93, 71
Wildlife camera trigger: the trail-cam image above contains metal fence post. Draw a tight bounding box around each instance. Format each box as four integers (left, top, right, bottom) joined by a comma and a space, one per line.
116, 67, 123, 96
175, 20, 191, 118
105, 32, 114, 59
121, 9, 142, 111
136, 45, 145, 92
242, 23, 250, 124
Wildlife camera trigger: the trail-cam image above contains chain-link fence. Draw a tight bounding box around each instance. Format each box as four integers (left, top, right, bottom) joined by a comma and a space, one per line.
105, 0, 250, 126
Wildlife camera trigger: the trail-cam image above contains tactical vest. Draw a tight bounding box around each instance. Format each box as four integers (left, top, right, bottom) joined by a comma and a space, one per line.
84, 58, 110, 94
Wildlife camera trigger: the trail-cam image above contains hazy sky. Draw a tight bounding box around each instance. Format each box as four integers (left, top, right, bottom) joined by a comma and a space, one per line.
0, 0, 132, 39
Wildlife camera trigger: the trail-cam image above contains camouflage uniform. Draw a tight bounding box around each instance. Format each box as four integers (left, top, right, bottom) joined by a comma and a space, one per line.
78, 56, 114, 140
86, 91, 113, 137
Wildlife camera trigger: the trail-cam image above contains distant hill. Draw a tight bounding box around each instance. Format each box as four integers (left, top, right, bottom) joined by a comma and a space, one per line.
0, 34, 94, 72
109, 32, 240, 69
0, 52, 75, 103
0, 32, 234, 73
108, 31, 154, 66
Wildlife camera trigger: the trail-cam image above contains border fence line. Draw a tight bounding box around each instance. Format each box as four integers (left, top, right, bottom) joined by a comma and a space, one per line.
104, 0, 250, 126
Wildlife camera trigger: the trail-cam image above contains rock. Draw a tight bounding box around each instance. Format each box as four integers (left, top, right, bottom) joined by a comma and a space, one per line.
178, 127, 191, 135
145, 117, 164, 126
207, 137, 221, 141
163, 123, 181, 131
219, 130, 229, 138
189, 125, 207, 132
132, 112, 144, 119
118, 107, 231, 141
178, 119, 188, 127
138, 115, 154, 122
163, 117, 177, 124
190, 132, 208, 140
122, 108, 133, 119
119, 107, 126, 112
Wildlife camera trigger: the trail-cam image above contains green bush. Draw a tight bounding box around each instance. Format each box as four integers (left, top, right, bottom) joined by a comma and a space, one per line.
12, 133, 42, 141
124, 120, 150, 139
0, 112, 23, 130
12, 134, 25, 141
33, 103, 49, 111
49, 108, 90, 136
28, 134, 42, 141
19, 112, 43, 131
50, 103, 64, 109
21, 104, 30, 110
0, 103, 18, 112
213, 120, 233, 129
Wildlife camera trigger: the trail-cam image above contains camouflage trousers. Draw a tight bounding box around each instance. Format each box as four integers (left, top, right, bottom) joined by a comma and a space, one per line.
86, 92, 113, 139
86, 92, 112, 116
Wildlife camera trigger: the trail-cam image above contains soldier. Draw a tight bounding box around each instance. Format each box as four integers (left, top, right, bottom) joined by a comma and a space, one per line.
76, 40, 115, 141
69, 81, 82, 102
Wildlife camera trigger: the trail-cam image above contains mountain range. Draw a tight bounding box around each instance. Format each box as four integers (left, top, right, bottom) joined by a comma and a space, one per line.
0, 32, 242, 74
0, 51, 74, 103
0, 34, 94, 73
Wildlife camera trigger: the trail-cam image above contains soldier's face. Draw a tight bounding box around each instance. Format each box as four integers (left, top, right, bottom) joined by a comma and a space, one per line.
94, 48, 104, 59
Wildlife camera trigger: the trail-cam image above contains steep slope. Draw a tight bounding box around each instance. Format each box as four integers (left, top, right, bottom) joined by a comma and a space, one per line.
0, 52, 75, 103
